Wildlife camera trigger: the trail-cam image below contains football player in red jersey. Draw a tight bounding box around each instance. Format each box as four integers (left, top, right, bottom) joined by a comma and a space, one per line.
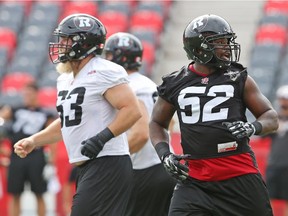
150, 14, 279, 216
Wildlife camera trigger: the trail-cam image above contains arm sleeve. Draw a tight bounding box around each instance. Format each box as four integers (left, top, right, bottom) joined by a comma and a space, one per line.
97, 67, 129, 95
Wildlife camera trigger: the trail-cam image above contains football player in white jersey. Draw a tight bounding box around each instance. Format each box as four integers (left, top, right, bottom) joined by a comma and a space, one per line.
13, 14, 142, 216
104, 32, 176, 216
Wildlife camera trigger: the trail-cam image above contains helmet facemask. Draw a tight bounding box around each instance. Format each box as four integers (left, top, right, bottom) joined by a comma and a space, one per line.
183, 14, 241, 69
187, 32, 241, 69
49, 32, 103, 64
203, 33, 240, 68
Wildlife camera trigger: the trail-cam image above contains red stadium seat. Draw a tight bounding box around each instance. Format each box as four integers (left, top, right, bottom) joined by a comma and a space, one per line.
142, 41, 155, 67
1, 72, 35, 93
0, 28, 17, 59
130, 10, 164, 35
255, 24, 287, 45
98, 11, 128, 37
38, 87, 57, 108
141, 41, 156, 76
264, 0, 288, 15
60, 1, 98, 21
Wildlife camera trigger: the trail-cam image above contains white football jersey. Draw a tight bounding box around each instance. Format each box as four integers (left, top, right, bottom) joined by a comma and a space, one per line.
57, 57, 130, 164
128, 72, 162, 169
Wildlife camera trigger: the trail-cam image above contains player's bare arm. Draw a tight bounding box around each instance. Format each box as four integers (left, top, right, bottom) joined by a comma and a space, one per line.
128, 100, 149, 154
104, 83, 142, 136
0, 105, 12, 120
150, 97, 175, 146
14, 118, 63, 158
244, 75, 279, 134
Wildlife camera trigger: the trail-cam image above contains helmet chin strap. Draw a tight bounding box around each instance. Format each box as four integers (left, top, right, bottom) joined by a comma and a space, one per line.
67, 46, 97, 61
59, 54, 69, 63
78, 47, 97, 60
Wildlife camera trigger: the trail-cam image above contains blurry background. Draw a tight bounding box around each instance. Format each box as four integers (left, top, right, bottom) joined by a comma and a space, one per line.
0, 0, 286, 215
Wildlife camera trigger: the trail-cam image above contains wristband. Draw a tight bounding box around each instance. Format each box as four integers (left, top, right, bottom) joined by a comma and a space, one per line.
97, 127, 115, 143
252, 121, 262, 135
154, 142, 171, 161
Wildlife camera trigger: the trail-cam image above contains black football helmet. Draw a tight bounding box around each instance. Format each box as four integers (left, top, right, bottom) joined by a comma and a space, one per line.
49, 13, 107, 64
103, 32, 143, 70
183, 14, 241, 69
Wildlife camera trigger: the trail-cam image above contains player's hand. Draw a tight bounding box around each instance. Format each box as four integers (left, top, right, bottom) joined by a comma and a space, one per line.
81, 128, 114, 159
81, 135, 105, 159
222, 121, 256, 139
14, 138, 36, 158
163, 154, 189, 182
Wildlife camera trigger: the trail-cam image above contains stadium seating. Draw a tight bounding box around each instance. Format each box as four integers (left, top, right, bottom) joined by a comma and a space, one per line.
264, 0, 288, 14
255, 24, 287, 45
60, 1, 98, 21
135, 1, 166, 17
0, 0, 174, 88
0, 91, 24, 107
0, 48, 8, 79
102, 0, 136, 9
99, 1, 132, 15
38, 87, 57, 108
38, 61, 59, 88
0, 2, 26, 33
278, 52, 288, 87
0, 27, 17, 59
98, 10, 129, 37
130, 27, 159, 47
0, 72, 35, 94
130, 10, 164, 35
259, 13, 288, 27
250, 0, 288, 102
142, 41, 156, 76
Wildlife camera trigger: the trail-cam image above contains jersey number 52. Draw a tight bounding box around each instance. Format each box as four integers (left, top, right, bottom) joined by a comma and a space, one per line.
178, 85, 234, 123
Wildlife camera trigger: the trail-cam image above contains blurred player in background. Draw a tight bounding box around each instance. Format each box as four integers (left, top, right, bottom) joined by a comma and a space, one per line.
0, 82, 56, 216
62, 165, 78, 216
266, 85, 288, 216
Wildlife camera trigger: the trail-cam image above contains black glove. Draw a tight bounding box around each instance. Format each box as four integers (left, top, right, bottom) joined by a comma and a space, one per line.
163, 154, 190, 182
223, 121, 262, 139
81, 127, 114, 159
154, 142, 190, 181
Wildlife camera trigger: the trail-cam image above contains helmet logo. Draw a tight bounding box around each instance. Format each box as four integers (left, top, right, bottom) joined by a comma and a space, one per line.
118, 37, 130, 47
192, 17, 207, 31
74, 17, 94, 31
